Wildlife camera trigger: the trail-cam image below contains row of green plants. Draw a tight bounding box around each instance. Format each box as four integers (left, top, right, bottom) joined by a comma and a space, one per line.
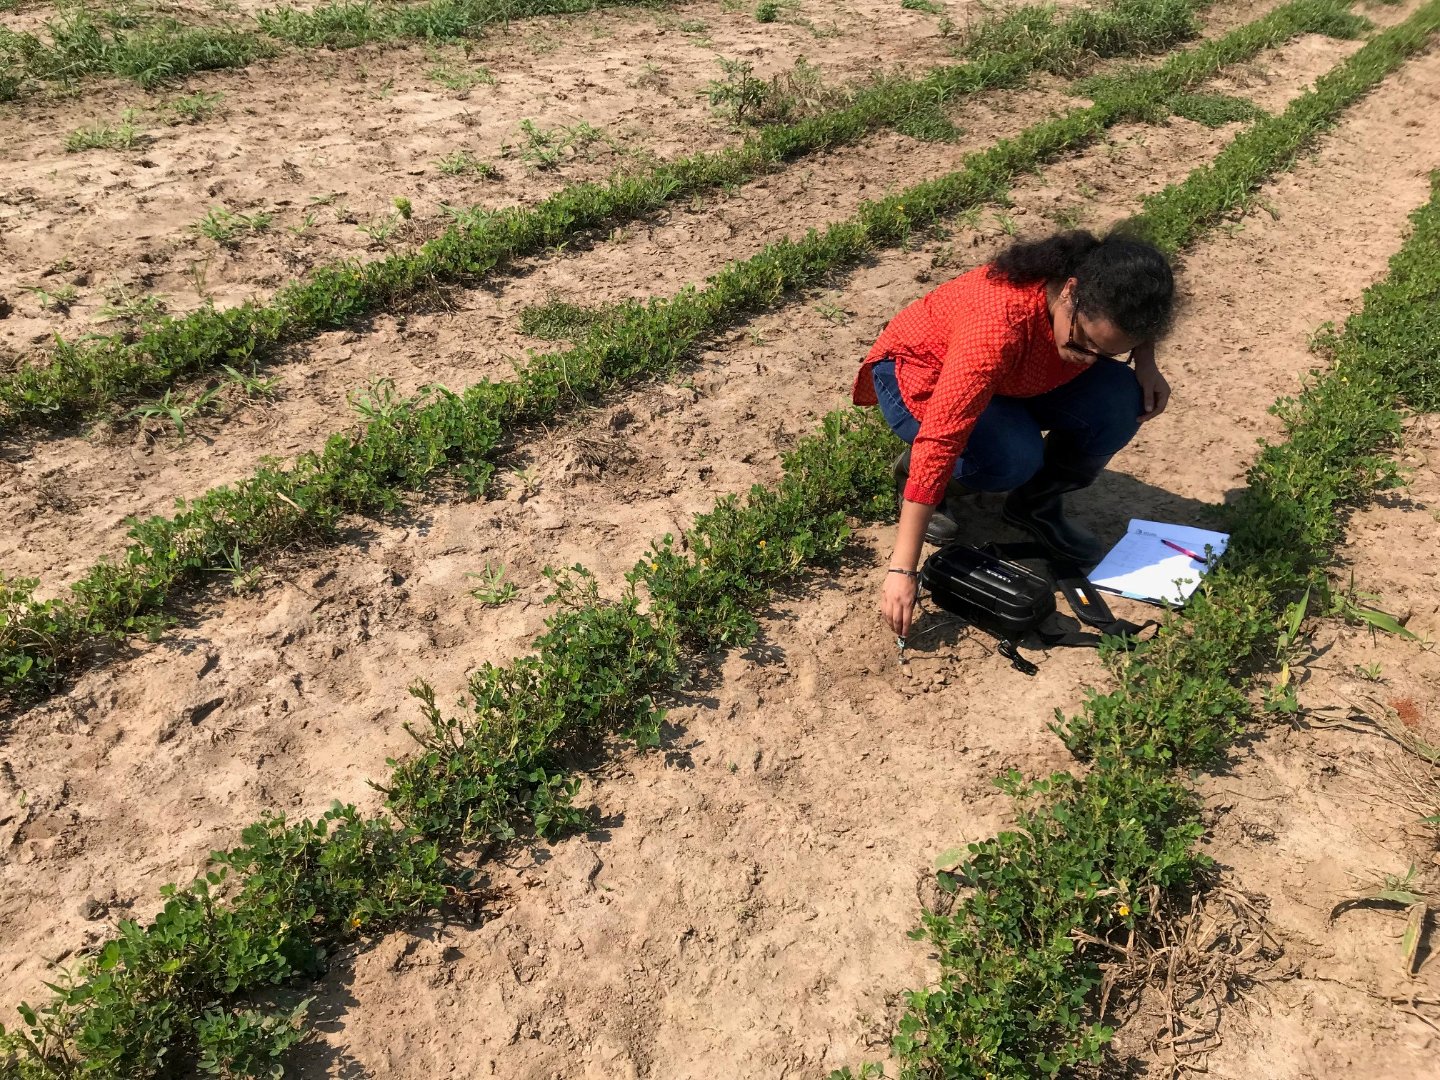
0, 0, 657, 99
873, 88, 1440, 1080
2, 21, 1435, 1069
0, 0, 1215, 427
0, 0, 1371, 709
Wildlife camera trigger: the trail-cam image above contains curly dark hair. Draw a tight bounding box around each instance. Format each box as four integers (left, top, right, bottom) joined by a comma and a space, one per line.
988, 230, 1176, 340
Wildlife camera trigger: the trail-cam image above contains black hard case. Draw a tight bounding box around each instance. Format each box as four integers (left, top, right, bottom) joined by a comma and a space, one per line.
919, 544, 1056, 640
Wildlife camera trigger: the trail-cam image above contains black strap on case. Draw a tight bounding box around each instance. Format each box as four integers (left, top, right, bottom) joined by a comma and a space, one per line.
978, 541, 1158, 672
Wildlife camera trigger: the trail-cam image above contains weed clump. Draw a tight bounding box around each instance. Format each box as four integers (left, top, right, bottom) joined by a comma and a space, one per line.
64, 111, 144, 152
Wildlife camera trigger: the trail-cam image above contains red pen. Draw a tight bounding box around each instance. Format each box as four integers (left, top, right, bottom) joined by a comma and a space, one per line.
1161, 537, 1205, 562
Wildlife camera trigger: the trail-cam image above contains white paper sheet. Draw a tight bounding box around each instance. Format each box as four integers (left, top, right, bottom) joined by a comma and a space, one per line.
1088, 518, 1229, 606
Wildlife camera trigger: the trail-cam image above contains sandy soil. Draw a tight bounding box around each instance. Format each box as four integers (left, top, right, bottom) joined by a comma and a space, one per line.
1, 1, 1438, 1076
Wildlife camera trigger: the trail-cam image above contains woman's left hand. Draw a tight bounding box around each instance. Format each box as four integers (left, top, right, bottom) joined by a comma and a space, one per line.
1133, 346, 1171, 423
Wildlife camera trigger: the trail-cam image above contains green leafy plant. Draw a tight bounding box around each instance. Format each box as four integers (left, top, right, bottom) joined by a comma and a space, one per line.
504, 118, 610, 170
1168, 90, 1264, 126
704, 55, 839, 126
195, 999, 310, 1078
0, 0, 657, 100
166, 90, 225, 123
0, 805, 449, 1076
125, 384, 224, 440
95, 286, 167, 326
20, 283, 79, 314
518, 297, 604, 340
1325, 578, 1420, 640
356, 214, 401, 244
427, 62, 494, 93
433, 149, 497, 177
286, 212, 319, 236
220, 364, 281, 399
894, 97, 962, 142
2, 11, 270, 93
191, 207, 272, 246
465, 562, 517, 605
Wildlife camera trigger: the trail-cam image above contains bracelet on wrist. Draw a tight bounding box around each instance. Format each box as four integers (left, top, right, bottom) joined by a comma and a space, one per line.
888, 567, 920, 580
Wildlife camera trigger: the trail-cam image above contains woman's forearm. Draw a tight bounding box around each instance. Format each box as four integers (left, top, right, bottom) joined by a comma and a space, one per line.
889, 500, 934, 571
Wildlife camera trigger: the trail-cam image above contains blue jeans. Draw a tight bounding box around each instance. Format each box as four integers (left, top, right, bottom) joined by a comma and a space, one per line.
871, 358, 1142, 493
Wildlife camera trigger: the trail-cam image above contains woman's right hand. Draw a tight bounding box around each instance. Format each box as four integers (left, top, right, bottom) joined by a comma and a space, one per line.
882, 498, 934, 638
881, 571, 919, 637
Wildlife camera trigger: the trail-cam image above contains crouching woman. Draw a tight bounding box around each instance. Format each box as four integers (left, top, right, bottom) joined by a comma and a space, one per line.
853, 230, 1177, 637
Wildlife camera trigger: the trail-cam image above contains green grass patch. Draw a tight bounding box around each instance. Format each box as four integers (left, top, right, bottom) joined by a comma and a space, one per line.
0, 0, 1370, 708
518, 297, 608, 339
0, 0, 1213, 428
64, 114, 144, 152
254, 0, 657, 49
433, 149, 499, 177
427, 61, 496, 93
894, 101, 964, 142
164, 90, 225, 124
960, 0, 1222, 76
0, 0, 657, 94
1166, 89, 1264, 126
0, 12, 271, 90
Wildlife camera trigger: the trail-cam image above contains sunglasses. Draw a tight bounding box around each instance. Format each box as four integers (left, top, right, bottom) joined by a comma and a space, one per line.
1063, 296, 1131, 363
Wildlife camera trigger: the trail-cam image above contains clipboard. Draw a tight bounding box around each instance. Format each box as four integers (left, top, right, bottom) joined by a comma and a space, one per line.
1088, 518, 1229, 606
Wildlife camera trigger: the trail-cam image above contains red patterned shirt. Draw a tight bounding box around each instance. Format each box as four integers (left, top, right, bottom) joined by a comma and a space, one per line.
852, 266, 1084, 505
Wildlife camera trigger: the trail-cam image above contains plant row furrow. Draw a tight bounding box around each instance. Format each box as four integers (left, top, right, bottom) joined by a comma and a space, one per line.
3, 8, 1437, 1070
0, 0, 1215, 428
0, 0, 1366, 711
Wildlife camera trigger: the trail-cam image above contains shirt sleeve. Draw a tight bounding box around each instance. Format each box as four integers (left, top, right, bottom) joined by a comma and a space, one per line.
903, 302, 1025, 505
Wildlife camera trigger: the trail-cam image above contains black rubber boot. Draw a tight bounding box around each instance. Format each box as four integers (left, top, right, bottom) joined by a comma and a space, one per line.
1000, 442, 1110, 567
893, 449, 973, 546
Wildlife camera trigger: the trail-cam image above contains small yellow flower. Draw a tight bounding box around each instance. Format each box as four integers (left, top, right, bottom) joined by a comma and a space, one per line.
650, 561, 658, 571
350, 917, 363, 928
758, 540, 767, 549
1117, 902, 1131, 918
